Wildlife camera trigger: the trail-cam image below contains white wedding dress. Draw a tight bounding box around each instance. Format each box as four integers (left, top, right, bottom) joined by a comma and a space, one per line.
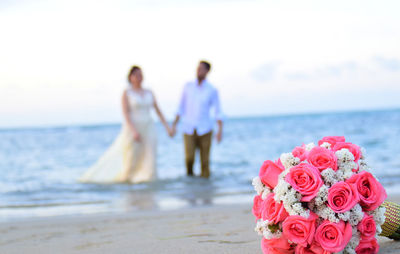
79, 88, 157, 184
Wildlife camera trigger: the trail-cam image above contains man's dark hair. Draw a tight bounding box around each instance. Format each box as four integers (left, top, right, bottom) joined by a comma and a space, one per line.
200, 60, 211, 71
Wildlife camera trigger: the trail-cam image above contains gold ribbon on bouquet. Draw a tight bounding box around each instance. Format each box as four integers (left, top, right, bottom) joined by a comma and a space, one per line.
380, 201, 400, 240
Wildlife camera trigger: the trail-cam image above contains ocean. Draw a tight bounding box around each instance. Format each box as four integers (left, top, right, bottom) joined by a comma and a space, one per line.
1, 109, 400, 221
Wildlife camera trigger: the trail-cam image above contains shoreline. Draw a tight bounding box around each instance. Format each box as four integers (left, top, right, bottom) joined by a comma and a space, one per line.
1, 195, 400, 253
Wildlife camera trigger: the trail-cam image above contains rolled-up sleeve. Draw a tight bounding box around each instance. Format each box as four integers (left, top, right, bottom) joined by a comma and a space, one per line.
212, 89, 224, 121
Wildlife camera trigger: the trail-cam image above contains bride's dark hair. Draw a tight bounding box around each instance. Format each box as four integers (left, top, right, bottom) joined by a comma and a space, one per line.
128, 65, 141, 81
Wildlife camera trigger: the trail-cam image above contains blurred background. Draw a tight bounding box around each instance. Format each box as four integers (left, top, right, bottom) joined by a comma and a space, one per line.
1, 0, 399, 221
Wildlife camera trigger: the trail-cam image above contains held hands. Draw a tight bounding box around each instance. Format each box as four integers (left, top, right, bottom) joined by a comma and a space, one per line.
168, 124, 176, 138
166, 121, 221, 141
166, 126, 174, 138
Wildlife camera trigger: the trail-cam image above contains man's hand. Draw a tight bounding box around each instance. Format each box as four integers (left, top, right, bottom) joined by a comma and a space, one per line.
216, 120, 223, 143
216, 129, 222, 143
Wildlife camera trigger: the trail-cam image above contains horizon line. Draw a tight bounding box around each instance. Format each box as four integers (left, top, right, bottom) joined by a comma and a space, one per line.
0, 106, 398, 131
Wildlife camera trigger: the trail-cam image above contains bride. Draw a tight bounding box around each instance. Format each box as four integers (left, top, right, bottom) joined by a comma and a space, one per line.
79, 66, 172, 184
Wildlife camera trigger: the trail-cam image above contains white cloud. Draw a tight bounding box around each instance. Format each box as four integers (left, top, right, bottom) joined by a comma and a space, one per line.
373, 56, 400, 72
250, 62, 279, 82
0, 0, 400, 127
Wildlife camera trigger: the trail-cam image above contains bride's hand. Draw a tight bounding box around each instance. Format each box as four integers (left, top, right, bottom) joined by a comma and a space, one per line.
131, 129, 141, 142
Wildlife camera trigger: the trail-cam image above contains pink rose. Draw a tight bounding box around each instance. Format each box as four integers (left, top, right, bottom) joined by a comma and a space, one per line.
332, 142, 361, 162
261, 234, 294, 254
282, 212, 318, 247
259, 160, 285, 189
276, 158, 284, 168
261, 193, 289, 224
346, 171, 387, 211
285, 163, 323, 202
307, 146, 338, 172
355, 237, 379, 254
295, 241, 331, 254
357, 213, 376, 240
318, 136, 346, 147
327, 181, 359, 213
353, 164, 360, 173
315, 220, 352, 253
292, 145, 308, 161
252, 194, 263, 219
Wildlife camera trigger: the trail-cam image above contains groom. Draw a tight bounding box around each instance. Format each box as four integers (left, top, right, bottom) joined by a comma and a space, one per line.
171, 61, 224, 178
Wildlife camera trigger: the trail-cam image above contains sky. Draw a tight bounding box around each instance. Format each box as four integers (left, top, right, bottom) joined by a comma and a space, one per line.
0, 0, 399, 127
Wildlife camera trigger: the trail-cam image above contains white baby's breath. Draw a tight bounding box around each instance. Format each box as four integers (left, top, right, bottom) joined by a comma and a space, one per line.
316, 204, 339, 223
280, 153, 300, 170
347, 226, 360, 250
299, 209, 310, 218
252, 176, 265, 195
291, 202, 303, 213
320, 142, 331, 149
335, 170, 345, 182
255, 219, 266, 236
349, 204, 364, 226
338, 211, 351, 222
335, 148, 357, 180
335, 148, 355, 164
273, 179, 290, 202
343, 248, 356, 254
321, 168, 338, 186
261, 188, 271, 200
342, 167, 355, 180
278, 168, 291, 180
281, 188, 302, 216
262, 229, 282, 240
371, 206, 386, 226
290, 202, 310, 218
260, 222, 282, 240
305, 142, 315, 151
315, 184, 329, 206
358, 159, 372, 173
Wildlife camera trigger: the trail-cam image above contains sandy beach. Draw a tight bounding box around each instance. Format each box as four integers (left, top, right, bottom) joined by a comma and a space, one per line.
1, 204, 260, 254
2, 196, 400, 253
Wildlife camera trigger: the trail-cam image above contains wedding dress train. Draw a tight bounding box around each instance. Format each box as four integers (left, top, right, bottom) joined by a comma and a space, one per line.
79, 89, 157, 184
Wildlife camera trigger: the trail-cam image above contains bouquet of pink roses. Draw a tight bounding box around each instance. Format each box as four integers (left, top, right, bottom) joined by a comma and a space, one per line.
252, 136, 387, 254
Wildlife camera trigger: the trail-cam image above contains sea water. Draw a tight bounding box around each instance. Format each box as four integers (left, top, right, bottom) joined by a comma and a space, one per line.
1, 109, 399, 221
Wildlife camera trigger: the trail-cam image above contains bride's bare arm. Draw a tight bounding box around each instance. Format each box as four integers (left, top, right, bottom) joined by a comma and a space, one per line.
122, 90, 141, 141
152, 92, 172, 136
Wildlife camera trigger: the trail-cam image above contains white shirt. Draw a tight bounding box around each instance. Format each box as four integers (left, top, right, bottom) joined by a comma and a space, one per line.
177, 79, 224, 135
